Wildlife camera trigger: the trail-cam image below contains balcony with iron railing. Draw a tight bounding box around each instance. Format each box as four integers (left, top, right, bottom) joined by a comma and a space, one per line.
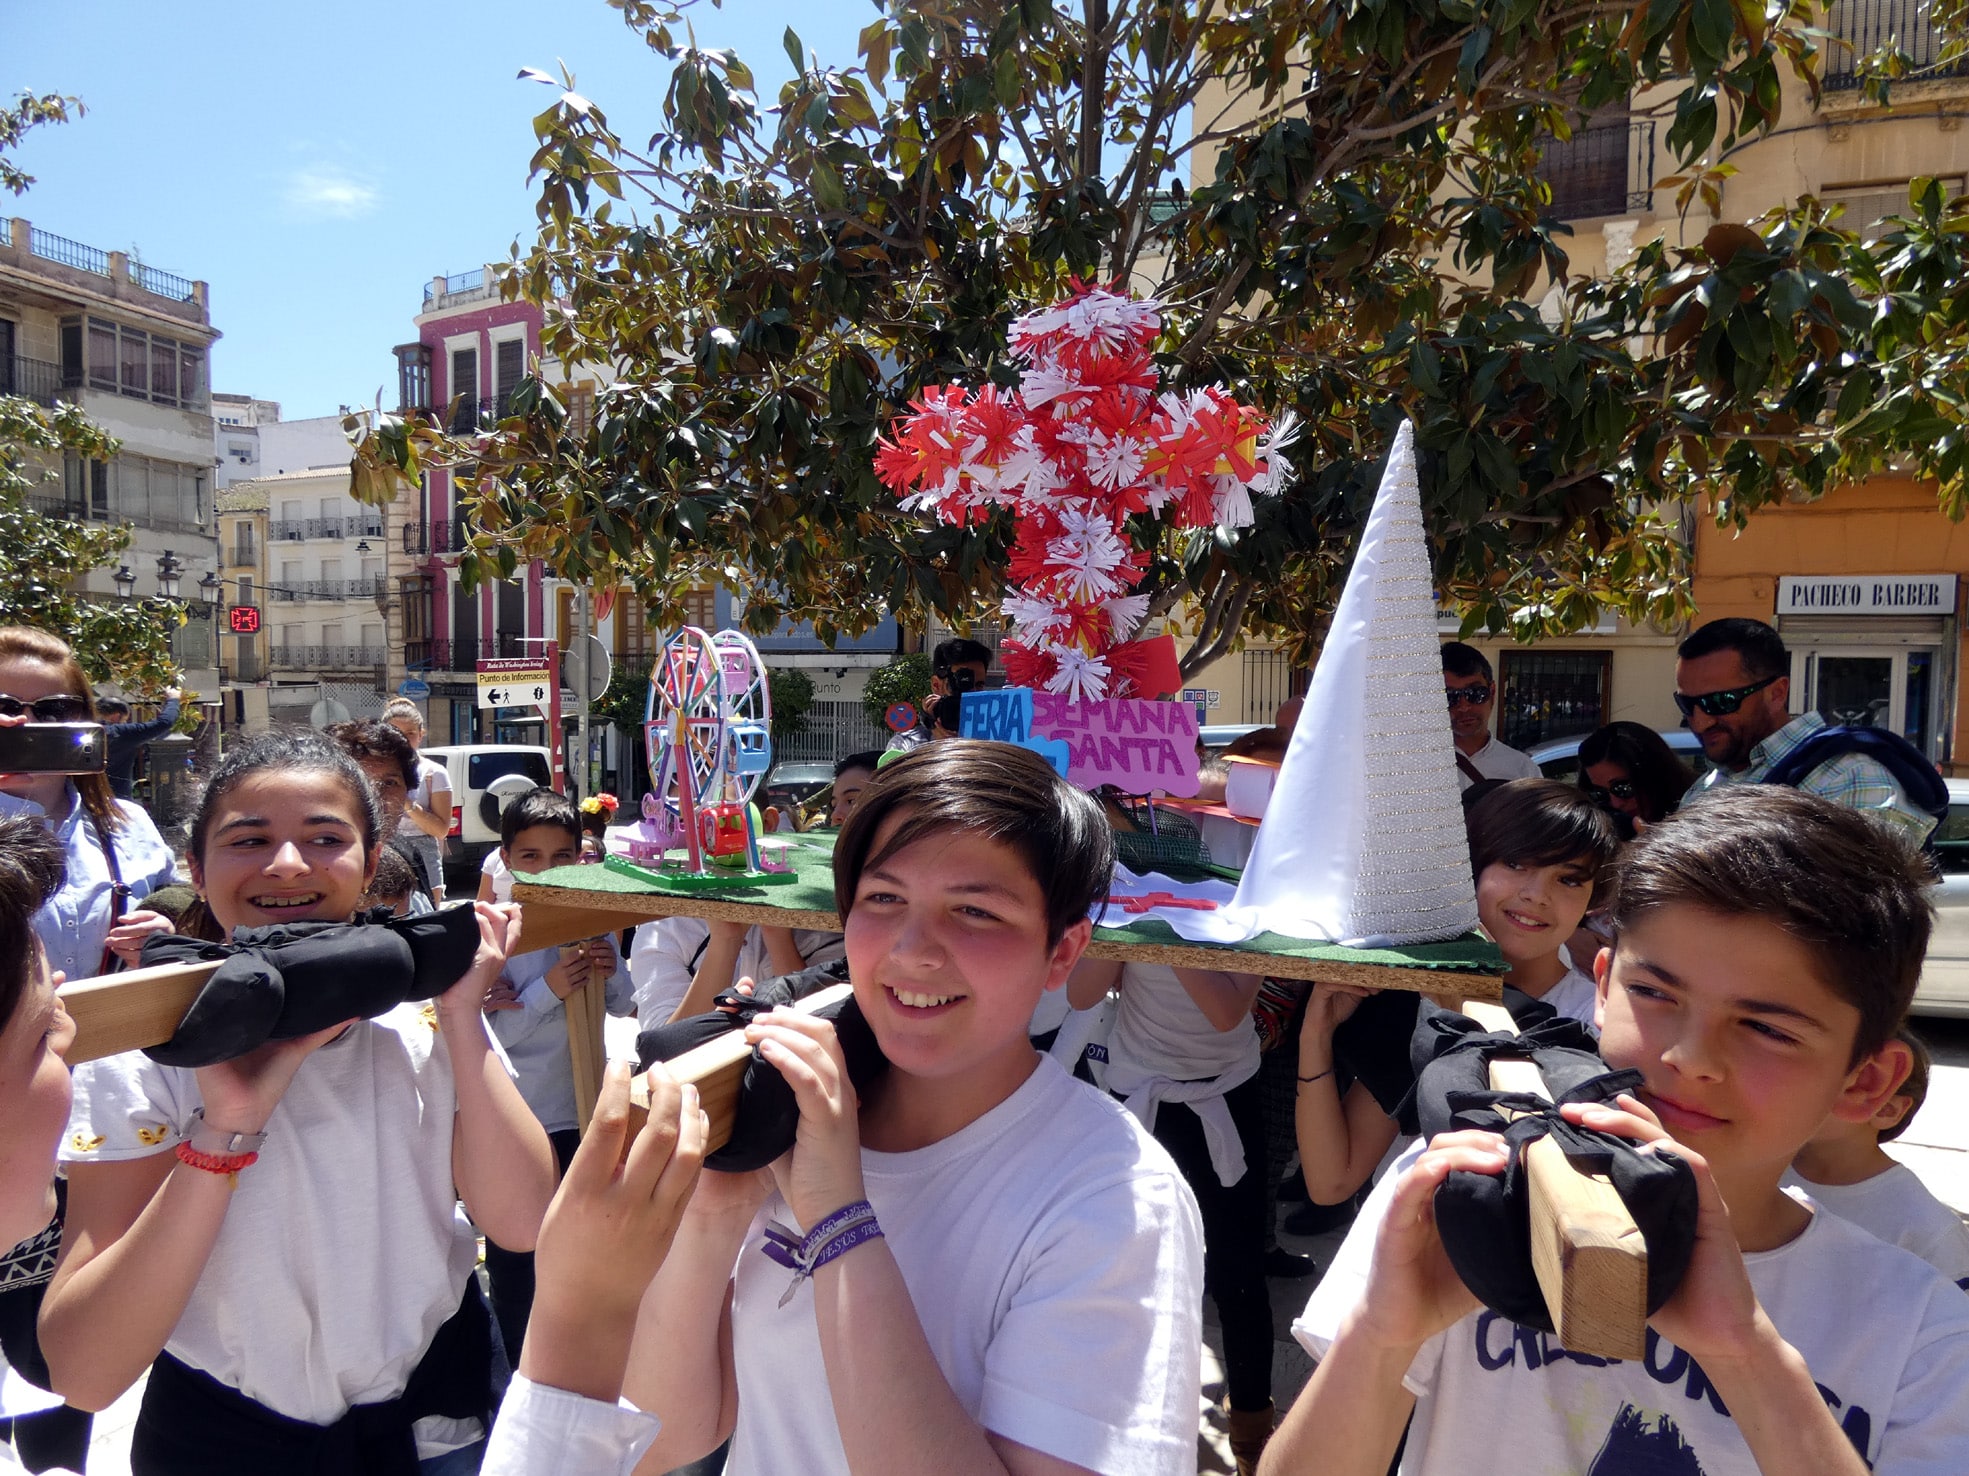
269, 578, 390, 602
1536, 117, 1657, 219
422, 268, 498, 310
0, 356, 64, 406
268, 515, 386, 542
270, 644, 390, 670
444, 393, 524, 435
403, 519, 472, 556
24, 490, 207, 539
4, 221, 205, 309
1826, 0, 1969, 88
403, 633, 536, 671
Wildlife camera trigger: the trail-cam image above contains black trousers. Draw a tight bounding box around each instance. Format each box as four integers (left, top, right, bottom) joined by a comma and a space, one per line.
482, 1129, 580, 1364
1148, 1073, 1273, 1413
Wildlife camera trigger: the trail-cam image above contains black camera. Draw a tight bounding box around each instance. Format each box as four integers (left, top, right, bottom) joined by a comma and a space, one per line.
940, 665, 981, 696
0, 723, 108, 775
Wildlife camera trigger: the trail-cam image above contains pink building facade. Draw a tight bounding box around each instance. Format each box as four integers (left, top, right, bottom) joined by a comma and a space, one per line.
391, 269, 553, 743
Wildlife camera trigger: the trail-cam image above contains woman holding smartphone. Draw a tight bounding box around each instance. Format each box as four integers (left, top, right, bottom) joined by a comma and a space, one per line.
0, 625, 176, 1472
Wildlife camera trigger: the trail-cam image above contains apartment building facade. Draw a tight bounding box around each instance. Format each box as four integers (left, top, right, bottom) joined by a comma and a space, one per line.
0, 215, 222, 696
1182, 2, 1969, 759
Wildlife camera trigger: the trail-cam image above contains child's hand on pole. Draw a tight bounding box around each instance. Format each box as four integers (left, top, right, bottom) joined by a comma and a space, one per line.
545, 945, 590, 1000
1349, 1131, 1504, 1354
1561, 1095, 1767, 1367
439, 902, 520, 1022
747, 1009, 865, 1228
522, 1062, 709, 1402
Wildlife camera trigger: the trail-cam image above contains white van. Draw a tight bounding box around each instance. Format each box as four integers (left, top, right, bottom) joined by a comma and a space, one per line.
419, 743, 555, 876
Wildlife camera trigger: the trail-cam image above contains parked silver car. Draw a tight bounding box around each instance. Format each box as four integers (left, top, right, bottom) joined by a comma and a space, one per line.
1918, 780, 1969, 1018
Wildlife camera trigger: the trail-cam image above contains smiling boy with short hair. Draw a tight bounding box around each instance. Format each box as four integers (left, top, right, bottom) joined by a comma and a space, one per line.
1266, 786, 1969, 1476
622, 741, 1204, 1476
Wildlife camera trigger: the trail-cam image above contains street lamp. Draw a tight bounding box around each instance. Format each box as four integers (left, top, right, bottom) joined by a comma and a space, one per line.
199, 571, 223, 610
112, 565, 136, 599
156, 550, 184, 600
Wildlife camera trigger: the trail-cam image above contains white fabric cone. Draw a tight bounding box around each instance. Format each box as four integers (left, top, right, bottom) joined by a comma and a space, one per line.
1218, 420, 1479, 946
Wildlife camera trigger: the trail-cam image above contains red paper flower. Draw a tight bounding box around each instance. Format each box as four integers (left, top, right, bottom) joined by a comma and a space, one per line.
879, 285, 1293, 700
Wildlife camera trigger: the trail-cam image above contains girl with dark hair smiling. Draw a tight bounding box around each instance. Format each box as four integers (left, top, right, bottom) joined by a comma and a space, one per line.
38, 730, 555, 1476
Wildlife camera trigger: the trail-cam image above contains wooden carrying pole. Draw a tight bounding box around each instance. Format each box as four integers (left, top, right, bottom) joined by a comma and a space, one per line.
1459, 1000, 1649, 1361
625, 982, 854, 1153
62, 962, 220, 1066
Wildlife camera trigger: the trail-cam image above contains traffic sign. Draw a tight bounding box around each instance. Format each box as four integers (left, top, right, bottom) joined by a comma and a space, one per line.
398, 677, 431, 698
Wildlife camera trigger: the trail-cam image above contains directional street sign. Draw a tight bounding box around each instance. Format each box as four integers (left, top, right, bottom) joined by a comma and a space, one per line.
476, 648, 567, 793
476, 657, 552, 710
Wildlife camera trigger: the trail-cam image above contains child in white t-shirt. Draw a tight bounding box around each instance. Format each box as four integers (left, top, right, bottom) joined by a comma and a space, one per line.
624, 741, 1205, 1476
1293, 779, 1618, 1206
1786, 1026, 1969, 1289
480, 788, 635, 1362
1267, 786, 1969, 1476
39, 730, 556, 1474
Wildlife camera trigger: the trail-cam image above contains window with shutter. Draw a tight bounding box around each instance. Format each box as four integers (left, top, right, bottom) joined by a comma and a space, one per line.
494, 338, 524, 415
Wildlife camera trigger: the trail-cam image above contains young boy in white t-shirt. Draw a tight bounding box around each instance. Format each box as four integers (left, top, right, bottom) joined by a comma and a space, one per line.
1785, 1026, 1969, 1289
1265, 786, 1969, 1476
623, 741, 1205, 1476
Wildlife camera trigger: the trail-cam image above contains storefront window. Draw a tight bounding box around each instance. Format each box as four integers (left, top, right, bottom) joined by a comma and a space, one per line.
1813, 654, 1894, 728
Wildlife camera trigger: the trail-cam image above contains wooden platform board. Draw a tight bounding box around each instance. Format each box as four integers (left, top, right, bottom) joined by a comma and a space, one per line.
513, 875, 1504, 1000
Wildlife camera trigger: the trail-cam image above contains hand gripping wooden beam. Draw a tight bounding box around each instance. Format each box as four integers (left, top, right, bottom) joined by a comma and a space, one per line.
1459, 1000, 1649, 1361
623, 983, 855, 1154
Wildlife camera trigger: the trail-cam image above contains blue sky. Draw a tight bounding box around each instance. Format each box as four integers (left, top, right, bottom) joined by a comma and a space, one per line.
10, 0, 875, 418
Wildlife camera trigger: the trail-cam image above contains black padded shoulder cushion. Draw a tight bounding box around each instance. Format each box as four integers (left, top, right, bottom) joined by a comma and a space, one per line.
635, 958, 890, 1173
1408, 1002, 1699, 1335
138, 905, 483, 1069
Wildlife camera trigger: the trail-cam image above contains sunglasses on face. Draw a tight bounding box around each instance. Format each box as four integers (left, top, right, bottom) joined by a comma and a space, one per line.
1585, 779, 1637, 803
1446, 686, 1493, 708
1672, 673, 1779, 719
0, 693, 92, 722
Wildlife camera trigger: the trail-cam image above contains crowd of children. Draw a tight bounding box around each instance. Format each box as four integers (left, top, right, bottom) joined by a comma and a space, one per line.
2, 727, 1967, 1475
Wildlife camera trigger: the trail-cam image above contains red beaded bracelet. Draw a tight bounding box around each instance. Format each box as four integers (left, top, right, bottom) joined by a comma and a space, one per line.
175, 1141, 258, 1184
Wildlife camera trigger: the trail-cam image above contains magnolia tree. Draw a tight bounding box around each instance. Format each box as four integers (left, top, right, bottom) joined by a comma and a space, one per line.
351, 0, 1969, 672
1, 90, 183, 688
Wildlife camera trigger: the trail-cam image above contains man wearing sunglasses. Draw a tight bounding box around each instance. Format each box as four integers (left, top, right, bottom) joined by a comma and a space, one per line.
1676, 618, 1936, 843
1442, 642, 1540, 788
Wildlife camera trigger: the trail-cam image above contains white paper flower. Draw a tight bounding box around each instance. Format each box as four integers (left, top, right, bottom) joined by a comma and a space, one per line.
1103, 592, 1151, 641
1043, 642, 1112, 703
1046, 508, 1131, 602
1002, 593, 1069, 643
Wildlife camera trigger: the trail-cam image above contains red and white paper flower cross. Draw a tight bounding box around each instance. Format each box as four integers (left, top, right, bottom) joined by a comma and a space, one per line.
875, 284, 1295, 701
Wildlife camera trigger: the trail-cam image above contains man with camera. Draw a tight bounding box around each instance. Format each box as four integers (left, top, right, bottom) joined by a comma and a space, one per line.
886, 637, 993, 752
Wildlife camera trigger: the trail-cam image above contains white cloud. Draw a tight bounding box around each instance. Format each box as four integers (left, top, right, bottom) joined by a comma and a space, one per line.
283, 166, 379, 220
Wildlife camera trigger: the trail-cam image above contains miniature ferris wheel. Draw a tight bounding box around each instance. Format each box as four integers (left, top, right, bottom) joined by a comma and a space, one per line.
712, 629, 772, 803
644, 626, 727, 870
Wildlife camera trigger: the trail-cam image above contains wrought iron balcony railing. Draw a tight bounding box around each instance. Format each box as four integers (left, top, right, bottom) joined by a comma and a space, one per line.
1536, 118, 1657, 219
1826, 0, 1969, 89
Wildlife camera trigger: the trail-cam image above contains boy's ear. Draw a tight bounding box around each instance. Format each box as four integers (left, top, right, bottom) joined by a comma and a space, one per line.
1591, 943, 1614, 1030
1830, 1036, 1916, 1126
186, 853, 204, 892
1041, 918, 1095, 993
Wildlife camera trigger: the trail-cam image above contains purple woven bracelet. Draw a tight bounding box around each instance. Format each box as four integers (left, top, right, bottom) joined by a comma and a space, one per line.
760, 1200, 884, 1305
